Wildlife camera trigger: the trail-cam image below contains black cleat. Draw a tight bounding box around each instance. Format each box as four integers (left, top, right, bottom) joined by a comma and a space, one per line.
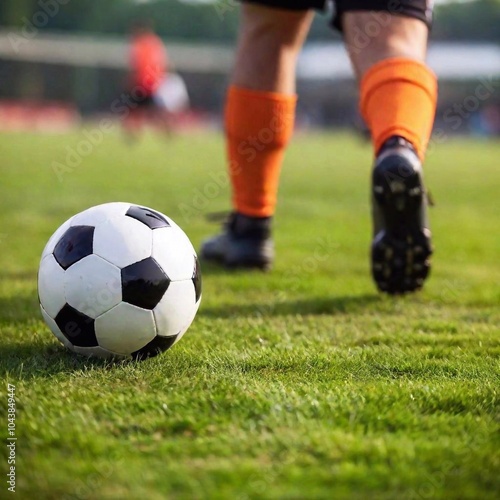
371, 136, 432, 294
200, 212, 274, 271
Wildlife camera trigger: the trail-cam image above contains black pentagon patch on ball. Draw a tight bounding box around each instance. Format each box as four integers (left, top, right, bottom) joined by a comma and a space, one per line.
132, 334, 178, 360
121, 257, 170, 310
55, 304, 97, 347
53, 225, 94, 270
125, 206, 170, 230
192, 257, 202, 303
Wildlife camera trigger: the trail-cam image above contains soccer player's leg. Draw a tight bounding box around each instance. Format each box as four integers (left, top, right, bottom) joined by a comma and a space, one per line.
123, 94, 155, 142
342, 5, 437, 294
200, 3, 314, 270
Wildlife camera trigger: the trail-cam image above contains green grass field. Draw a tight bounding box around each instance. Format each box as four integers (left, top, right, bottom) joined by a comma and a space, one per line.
0, 130, 499, 499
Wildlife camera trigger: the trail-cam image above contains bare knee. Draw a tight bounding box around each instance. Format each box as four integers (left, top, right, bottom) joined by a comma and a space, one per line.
232, 4, 313, 93
344, 12, 429, 79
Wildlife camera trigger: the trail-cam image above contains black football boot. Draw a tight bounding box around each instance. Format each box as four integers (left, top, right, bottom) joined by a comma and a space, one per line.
200, 212, 274, 271
371, 136, 432, 294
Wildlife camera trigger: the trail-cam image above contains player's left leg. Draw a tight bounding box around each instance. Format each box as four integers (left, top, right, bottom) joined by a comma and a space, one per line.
340, 4, 437, 294
123, 106, 144, 142
151, 107, 174, 137
200, 3, 315, 270
123, 94, 155, 142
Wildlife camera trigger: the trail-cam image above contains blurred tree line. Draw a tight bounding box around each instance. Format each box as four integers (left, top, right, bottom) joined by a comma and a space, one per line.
0, 0, 499, 42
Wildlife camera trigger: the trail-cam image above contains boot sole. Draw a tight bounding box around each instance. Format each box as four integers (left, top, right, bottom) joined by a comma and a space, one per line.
371, 163, 432, 294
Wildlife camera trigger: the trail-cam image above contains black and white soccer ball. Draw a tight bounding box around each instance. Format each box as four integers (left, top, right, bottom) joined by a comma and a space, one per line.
38, 202, 202, 359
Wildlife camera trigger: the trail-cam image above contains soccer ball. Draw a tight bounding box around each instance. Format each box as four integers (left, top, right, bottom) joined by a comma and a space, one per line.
38, 202, 201, 359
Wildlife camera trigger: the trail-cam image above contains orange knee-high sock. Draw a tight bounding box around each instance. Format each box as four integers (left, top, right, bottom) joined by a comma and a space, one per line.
360, 58, 437, 161
225, 85, 297, 218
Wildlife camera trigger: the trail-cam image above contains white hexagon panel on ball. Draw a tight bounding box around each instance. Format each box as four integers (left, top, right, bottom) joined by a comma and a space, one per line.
64, 254, 122, 319
152, 225, 197, 282
154, 279, 201, 338
38, 254, 67, 319
70, 202, 131, 227
95, 302, 157, 356
93, 216, 153, 269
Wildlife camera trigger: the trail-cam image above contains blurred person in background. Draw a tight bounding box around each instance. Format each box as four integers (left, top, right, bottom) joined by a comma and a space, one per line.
125, 19, 188, 139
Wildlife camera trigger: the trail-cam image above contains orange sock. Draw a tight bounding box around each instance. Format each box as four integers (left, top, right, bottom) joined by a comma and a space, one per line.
225, 85, 297, 218
360, 58, 437, 161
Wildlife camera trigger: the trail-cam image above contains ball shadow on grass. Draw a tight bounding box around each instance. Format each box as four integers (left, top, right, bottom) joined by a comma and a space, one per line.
0, 341, 132, 381
0, 292, 135, 380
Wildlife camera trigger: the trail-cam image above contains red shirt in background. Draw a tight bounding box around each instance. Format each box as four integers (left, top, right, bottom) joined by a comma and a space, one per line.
130, 33, 168, 95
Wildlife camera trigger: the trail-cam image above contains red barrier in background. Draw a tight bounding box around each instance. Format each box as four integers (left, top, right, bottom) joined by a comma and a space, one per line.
0, 100, 212, 133
0, 100, 80, 132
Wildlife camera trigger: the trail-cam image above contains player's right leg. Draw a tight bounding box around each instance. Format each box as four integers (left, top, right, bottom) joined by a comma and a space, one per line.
342, 9, 437, 294
200, 3, 314, 270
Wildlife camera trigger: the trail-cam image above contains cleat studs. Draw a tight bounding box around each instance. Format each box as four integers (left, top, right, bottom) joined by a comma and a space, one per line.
390, 181, 406, 194
394, 257, 404, 268
395, 198, 406, 211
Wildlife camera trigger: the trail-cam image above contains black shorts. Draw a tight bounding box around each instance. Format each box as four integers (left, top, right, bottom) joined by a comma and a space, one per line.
241, 0, 432, 31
